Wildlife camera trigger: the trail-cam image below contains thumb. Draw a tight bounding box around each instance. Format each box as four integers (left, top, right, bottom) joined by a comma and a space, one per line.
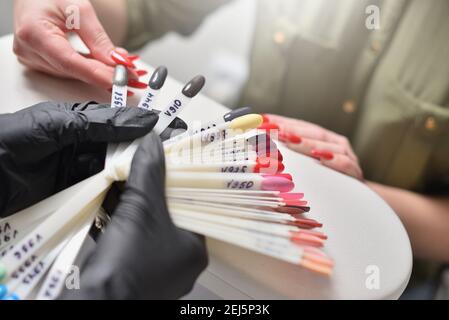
74, 2, 116, 66
128, 131, 166, 193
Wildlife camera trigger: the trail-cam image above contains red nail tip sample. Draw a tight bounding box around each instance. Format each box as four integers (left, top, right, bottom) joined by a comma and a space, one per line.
299, 230, 328, 240
290, 233, 324, 247
284, 200, 308, 207
254, 157, 284, 173
280, 193, 305, 200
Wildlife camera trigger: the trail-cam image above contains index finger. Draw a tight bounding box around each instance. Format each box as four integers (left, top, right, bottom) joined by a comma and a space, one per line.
35, 33, 115, 88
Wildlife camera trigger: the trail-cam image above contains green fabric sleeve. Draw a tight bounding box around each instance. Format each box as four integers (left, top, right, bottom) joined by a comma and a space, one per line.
124, 0, 230, 51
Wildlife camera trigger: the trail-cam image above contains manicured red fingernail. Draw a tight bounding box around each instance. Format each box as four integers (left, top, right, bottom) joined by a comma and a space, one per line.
287, 134, 302, 144
128, 79, 148, 89
261, 114, 270, 123
311, 150, 334, 160
136, 70, 148, 76
279, 132, 302, 144
111, 51, 135, 68
127, 55, 140, 61
258, 123, 280, 130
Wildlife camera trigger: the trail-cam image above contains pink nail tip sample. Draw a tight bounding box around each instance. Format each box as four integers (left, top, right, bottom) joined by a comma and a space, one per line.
261, 176, 295, 192
280, 193, 305, 200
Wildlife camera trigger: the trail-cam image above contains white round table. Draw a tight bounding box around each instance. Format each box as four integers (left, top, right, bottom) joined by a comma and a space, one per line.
0, 35, 412, 299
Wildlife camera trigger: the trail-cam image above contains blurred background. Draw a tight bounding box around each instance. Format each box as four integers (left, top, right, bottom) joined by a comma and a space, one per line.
0, 0, 255, 107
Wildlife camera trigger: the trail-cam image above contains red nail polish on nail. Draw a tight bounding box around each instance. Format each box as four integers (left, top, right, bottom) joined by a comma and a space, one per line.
311, 150, 334, 160
258, 122, 280, 131
287, 134, 302, 144
279, 132, 302, 144
136, 70, 148, 76
127, 55, 140, 61
127, 90, 135, 97
111, 51, 135, 68
128, 79, 148, 89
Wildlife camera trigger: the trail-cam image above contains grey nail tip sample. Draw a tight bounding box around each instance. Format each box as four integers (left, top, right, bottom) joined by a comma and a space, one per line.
182, 75, 206, 98
223, 106, 252, 122
113, 65, 128, 86
149, 66, 168, 90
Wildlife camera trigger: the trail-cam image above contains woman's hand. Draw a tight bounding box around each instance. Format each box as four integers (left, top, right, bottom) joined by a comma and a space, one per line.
61, 131, 208, 300
263, 114, 364, 181
13, 0, 135, 89
0, 101, 159, 217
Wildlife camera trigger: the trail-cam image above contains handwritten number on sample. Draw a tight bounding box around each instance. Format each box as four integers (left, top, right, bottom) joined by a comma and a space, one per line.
113, 91, 124, 107
226, 180, 255, 189
164, 99, 182, 117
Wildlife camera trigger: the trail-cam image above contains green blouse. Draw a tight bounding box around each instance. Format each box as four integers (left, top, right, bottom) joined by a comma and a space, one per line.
125, 0, 449, 193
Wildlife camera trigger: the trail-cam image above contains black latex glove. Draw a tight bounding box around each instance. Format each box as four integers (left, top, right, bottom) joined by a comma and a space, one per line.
0, 101, 160, 218
60, 131, 208, 300
160, 116, 188, 141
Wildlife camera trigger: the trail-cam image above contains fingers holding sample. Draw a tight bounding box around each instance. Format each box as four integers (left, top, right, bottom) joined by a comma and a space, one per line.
287, 138, 346, 156
13, 0, 141, 89
286, 139, 363, 180
261, 113, 364, 181
266, 116, 359, 163
314, 151, 364, 181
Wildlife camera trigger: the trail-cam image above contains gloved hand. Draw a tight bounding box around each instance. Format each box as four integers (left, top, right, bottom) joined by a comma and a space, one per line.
60, 131, 208, 300
0, 101, 161, 217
